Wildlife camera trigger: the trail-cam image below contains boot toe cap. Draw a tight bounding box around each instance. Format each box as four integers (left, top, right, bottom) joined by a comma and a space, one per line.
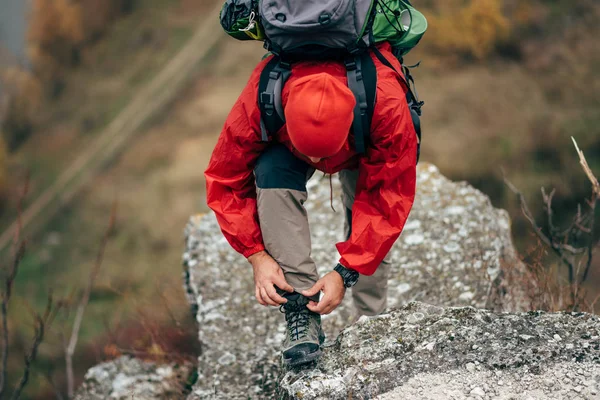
283, 343, 321, 366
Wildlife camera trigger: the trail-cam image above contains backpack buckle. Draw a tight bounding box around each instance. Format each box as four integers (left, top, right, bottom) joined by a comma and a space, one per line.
346, 43, 362, 55
268, 70, 281, 80
260, 92, 275, 109
344, 59, 357, 71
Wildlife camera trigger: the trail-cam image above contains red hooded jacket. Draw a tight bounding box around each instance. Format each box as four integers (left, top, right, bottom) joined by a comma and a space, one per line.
204, 42, 417, 276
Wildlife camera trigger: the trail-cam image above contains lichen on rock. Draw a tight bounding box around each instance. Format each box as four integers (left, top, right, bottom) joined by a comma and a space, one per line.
74, 356, 193, 399
278, 302, 600, 399
182, 164, 534, 399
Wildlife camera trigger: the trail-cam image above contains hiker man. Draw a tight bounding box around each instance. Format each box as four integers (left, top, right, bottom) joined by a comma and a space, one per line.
205, 42, 418, 366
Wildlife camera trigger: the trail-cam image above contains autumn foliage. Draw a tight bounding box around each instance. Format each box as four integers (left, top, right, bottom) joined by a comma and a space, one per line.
422, 0, 510, 60
27, 0, 84, 88
0, 68, 42, 151
0, 0, 134, 156
27, 0, 133, 88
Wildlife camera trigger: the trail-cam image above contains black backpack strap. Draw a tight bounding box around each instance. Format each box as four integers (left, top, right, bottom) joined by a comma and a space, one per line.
344, 53, 376, 154
372, 47, 410, 95
258, 57, 292, 141
372, 46, 423, 163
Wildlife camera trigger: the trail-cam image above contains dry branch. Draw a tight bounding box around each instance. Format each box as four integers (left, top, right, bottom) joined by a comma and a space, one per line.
504, 138, 599, 311
503, 175, 576, 284
0, 177, 30, 399
571, 137, 599, 287
0, 241, 27, 398
572, 137, 600, 196
65, 201, 117, 398
11, 293, 60, 400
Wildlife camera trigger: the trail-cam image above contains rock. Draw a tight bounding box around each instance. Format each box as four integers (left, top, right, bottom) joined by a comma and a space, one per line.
279, 303, 600, 400
183, 164, 531, 399
74, 356, 194, 399
470, 387, 486, 397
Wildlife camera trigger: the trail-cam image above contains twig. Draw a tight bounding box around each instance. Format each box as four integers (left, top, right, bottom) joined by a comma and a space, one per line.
65, 202, 117, 398
504, 175, 576, 284
11, 293, 60, 400
590, 291, 600, 314
571, 137, 599, 285
154, 281, 181, 328
581, 198, 597, 285
0, 241, 26, 399
556, 243, 586, 255
0, 176, 30, 398
572, 137, 600, 196
541, 187, 558, 236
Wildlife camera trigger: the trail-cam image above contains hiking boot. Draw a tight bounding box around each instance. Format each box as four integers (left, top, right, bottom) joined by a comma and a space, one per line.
280, 293, 325, 367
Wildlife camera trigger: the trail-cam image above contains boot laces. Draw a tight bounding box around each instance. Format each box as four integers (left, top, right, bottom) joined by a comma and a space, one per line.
280, 303, 311, 341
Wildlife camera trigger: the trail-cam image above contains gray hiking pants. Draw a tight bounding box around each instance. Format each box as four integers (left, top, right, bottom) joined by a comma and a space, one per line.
254, 144, 390, 317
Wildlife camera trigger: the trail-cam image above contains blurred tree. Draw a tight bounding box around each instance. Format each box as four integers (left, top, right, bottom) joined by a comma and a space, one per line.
0, 137, 7, 201
80, 0, 135, 42
0, 0, 136, 153
0, 68, 42, 151
423, 0, 510, 61
28, 0, 85, 88
28, 0, 135, 93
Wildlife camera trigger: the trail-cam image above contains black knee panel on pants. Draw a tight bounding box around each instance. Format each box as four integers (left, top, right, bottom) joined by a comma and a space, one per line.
254, 144, 312, 191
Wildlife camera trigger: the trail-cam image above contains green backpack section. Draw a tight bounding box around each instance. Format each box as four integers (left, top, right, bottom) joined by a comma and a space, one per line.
220, 0, 427, 57
371, 0, 428, 57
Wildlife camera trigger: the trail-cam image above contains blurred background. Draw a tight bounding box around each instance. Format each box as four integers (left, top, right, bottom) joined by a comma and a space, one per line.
0, 0, 598, 398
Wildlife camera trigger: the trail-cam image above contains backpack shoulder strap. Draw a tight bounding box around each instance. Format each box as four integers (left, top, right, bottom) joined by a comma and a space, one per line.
259, 54, 376, 153
344, 52, 377, 154
371, 46, 423, 163
371, 46, 421, 111
258, 57, 292, 141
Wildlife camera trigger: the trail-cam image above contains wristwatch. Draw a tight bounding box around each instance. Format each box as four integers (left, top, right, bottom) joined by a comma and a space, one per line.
334, 263, 360, 288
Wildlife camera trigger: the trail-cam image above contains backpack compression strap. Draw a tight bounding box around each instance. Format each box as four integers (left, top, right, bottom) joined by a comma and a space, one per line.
258, 57, 292, 141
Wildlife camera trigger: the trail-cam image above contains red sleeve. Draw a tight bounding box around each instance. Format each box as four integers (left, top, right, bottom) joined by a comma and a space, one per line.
204, 60, 271, 258
336, 74, 418, 276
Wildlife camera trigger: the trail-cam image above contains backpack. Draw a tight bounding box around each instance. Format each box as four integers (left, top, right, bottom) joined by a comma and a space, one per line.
220, 0, 427, 161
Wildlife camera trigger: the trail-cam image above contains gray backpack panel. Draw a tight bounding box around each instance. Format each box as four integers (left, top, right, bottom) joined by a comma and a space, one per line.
259, 0, 374, 52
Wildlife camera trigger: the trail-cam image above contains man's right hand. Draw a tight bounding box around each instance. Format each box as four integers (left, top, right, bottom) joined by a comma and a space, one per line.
248, 251, 294, 307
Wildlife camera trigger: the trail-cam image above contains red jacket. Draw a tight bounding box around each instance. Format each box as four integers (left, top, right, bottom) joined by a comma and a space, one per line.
205, 43, 417, 276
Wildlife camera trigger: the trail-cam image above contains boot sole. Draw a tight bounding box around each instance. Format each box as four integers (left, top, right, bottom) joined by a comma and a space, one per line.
283, 349, 323, 368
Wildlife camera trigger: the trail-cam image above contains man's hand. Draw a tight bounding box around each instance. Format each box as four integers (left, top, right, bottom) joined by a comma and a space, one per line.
301, 271, 346, 315
248, 251, 294, 307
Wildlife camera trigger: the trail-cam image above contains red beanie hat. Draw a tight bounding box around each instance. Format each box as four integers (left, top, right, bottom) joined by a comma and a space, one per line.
285, 73, 356, 158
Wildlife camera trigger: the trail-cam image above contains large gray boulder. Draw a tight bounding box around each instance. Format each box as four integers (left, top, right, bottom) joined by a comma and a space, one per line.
278, 302, 600, 399
182, 163, 532, 399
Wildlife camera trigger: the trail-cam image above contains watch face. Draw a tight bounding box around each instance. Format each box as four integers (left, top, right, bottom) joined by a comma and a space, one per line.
347, 272, 359, 287
335, 264, 359, 287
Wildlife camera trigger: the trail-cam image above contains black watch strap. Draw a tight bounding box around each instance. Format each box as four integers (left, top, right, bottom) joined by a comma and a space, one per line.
334, 263, 359, 288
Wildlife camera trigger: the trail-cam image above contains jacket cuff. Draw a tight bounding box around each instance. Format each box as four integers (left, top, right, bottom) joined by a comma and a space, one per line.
338, 257, 362, 275
243, 245, 266, 259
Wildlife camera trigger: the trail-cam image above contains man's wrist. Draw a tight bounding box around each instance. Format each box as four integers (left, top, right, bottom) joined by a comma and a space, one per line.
334, 263, 359, 288
248, 250, 268, 266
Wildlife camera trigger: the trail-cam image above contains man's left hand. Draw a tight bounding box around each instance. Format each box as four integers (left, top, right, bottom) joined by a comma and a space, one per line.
301, 271, 346, 315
